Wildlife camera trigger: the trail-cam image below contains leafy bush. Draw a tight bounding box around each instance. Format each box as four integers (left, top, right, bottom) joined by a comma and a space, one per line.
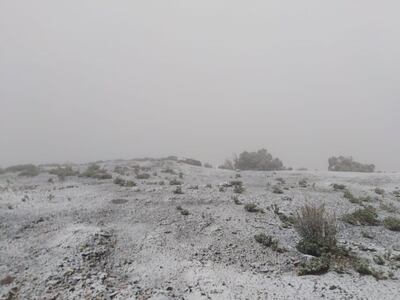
328, 156, 375, 173
234, 149, 284, 171
80, 164, 112, 180
295, 204, 337, 256
383, 217, 400, 231
342, 206, 380, 226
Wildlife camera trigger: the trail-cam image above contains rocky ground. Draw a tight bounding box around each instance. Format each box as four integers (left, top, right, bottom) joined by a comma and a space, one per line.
1, 159, 400, 299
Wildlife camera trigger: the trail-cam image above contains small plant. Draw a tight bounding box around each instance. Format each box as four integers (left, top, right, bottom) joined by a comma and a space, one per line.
295, 204, 337, 256
169, 178, 182, 185
244, 203, 263, 213
179, 172, 184, 179
125, 180, 137, 187
272, 205, 295, 228
205, 184, 212, 188
373, 255, 385, 266
136, 173, 151, 180
173, 186, 184, 194
361, 231, 374, 239
232, 195, 242, 205
176, 206, 190, 215
219, 186, 226, 192
374, 188, 385, 195
162, 167, 177, 175
298, 254, 331, 276
113, 177, 126, 186
272, 185, 283, 194
235, 173, 241, 178
383, 216, 400, 231
342, 206, 380, 226
254, 233, 284, 252
332, 183, 346, 191
343, 190, 360, 204
275, 177, 285, 184
204, 163, 213, 168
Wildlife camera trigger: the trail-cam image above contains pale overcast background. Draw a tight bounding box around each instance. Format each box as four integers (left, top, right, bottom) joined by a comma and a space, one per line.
1, 1, 399, 170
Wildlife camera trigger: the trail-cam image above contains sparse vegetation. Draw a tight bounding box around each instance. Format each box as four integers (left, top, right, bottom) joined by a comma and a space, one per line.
332, 183, 346, 191
374, 187, 385, 195
113, 177, 136, 187
299, 179, 308, 188
272, 205, 295, 228
49, 166, 79, 180
169, 178, 182, 185
244, 203, 263, 213
383, 216, 400, 231
80, 164, 112, 180
233, 184, 245, 194
204, 163, 213, 168
4, 164, 41, 177
136, 173, 151, 180
232, 195, 242, 205
342, 206, 380, 226
380, 202, 397, 213
176, 206, 190, 215
254, 233, 285, 252
173, 186, 184, 194
179, 158, 202, 167
328, 156, 375, 173
272, 185, 283, 194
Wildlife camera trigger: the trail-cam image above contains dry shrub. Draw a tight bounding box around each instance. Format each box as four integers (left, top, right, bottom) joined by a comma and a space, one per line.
295, 204, 337, 256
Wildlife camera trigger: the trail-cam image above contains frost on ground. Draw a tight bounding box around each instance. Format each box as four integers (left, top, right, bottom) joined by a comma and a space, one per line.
1, 159, 400, 299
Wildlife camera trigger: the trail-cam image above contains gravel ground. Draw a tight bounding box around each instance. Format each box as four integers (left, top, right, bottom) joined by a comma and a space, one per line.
1, 159, 400, 299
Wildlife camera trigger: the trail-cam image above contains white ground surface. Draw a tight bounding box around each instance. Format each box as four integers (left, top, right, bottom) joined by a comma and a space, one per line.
1, 160, 400, 299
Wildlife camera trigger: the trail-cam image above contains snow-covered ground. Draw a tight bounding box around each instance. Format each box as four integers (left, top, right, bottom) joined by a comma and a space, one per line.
1, 159, 400, 299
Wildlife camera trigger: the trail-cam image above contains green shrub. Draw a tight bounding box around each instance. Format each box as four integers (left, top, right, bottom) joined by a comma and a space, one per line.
383, 217, 400, 231
343, 190, 361, 204
295, 204, 337, 256
298, 254, 331, 276
254, 233, 284, 252
80, 164, 112, 180
375, 188, 385, 195
342, 206, 380, 226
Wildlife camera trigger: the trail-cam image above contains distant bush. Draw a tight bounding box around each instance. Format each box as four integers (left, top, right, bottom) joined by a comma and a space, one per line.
4, 164, 41, 177
374, 188, 385, 195
179, 158, 202, 167
204, 163, 213, 168
173, 186, 184, 194
332, 183, 346, 191
113, 177, 136, 187
80, 164, 112, 180
234, 149, 284, 171
295, 204, 337, 257
328, 156, 375, 173
49, 166, 79, 180
218, 159, 235, 170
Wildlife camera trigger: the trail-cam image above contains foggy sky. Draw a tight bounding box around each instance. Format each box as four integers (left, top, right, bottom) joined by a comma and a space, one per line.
1, 1, 400, 171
